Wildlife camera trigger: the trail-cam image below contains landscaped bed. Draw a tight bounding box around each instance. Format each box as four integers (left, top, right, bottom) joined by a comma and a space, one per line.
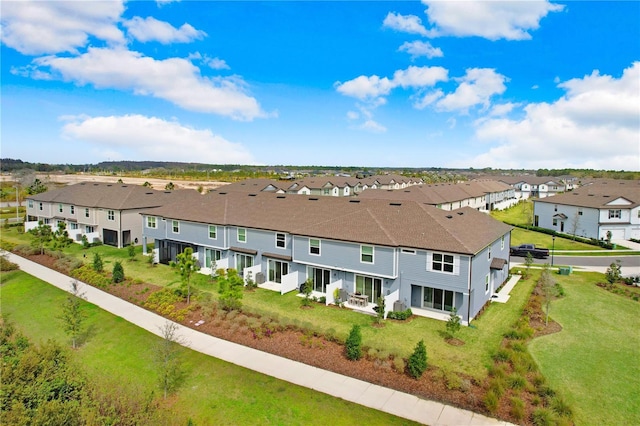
16, 250, 575, 425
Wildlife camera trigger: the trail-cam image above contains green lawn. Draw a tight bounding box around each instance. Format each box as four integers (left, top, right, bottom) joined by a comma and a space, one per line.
528, 272, 640, 425
491, 200, 533, 226
1, 226, 537, 380
510, 228, 608, 251
1, 271, 418, 425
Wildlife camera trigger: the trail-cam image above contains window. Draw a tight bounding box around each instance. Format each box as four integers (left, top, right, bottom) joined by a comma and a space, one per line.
421, 286, 455, 312
554, 205, 558, 212
28, 200, 33, 208
501, 235, 505, 250
69, 222, 78, 230
70, 206, 75, 215
43, 218, 50, 224
85, 225, 94, 233
361, 245, 374, 263
205, 248, 221, 268
432, 253, 454, 273
578, 208, 583, 216
39, 202, 43, 211
235, 253, 253, 274
355, 275, 382, 304
309, 238, 320, 255
608, 209, 621, 219
488, 246, 492, 260
269, 260, 289, 283
172, 220, 179, 233
146, 216, 157, 229
107, 210, 115, 221
308, 267, 331, 293
58, 204, 63, 213
485, 274, 490, 292
276, 233, 286, 248
323, 188, 330, 195
208, 225, 217, 239
85, 208, 89, 218
237, 228, 246, 243
553, 219, 558, 226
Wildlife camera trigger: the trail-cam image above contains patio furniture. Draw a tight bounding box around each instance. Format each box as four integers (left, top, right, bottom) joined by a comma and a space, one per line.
348, 293, 368, 307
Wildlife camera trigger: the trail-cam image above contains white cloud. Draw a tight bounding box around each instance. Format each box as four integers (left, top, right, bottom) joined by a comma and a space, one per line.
459, 62, 640, 170
29, 47, 264, 120
398, 40, 443, 59
0, 0, 125, 55
413, 89, 443, 110
335, 75, 394, 101
436, 68, 507, 112
420, 0, 564, 40
360, 120, 387, 133
489, 102, 519, 117
61, 114, 256, 164
206, 57, 230, 70
382, 12, 428, 36
157, 0, 179, 6
123, 16, 206, 44
392, 66, 448, 88
346, 111, 359, 120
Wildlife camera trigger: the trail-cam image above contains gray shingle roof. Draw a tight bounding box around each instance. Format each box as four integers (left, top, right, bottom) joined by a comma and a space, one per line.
142, 191, 511, 255
26, 182, 187, 210
535, 181, 640, 209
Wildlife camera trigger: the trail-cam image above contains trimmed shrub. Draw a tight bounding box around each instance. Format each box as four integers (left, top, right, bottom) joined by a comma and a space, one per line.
532, 408, 556, 426
92, 252, 104, 273
345, 324, 362, 360
407, 339, 427, 379
387, 308, 412, 320
484, 390, 499, 414
510, 397, 525, 421
112, 261, 124, 283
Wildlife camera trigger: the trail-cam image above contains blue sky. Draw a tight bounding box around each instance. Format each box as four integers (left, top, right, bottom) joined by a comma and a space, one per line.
2, 1, 639, 170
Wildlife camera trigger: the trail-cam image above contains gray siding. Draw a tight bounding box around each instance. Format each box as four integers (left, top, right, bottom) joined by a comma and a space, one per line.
292, 236, 395, 278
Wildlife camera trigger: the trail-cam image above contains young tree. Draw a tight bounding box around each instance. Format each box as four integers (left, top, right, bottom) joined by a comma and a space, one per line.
524, 252, 534, 279
155, 321, 187, 399
112, 261, 125, 284
174, 247, 199, 304
345, 324, 362, 360
29, 220, 52, 254
569, 211, 581, 240
407, 339, 427, 379
92, 252, 104, 273
445, 307, 461, 339
164, 182, 175, 191
26, 178, 48, 195
59, 280, 87, 349
375, 296, 385, 325
301, 278, 313, 307
128, 244, 136, 261
539, 264, 556, 326
218, 268, 244, 311
52, 221, 72, 250
605, 260, 622, 286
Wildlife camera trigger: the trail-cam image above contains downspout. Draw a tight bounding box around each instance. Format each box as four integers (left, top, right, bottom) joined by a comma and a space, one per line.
467, 255, 472, 325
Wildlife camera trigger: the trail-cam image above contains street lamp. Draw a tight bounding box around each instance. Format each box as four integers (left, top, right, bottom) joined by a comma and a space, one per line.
551, 233, 556, 267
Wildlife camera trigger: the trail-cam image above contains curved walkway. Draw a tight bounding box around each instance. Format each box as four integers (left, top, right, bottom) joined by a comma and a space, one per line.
4, 252, 513, 426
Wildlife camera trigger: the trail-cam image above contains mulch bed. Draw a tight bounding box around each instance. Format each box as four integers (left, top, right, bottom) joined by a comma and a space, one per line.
22, 252, 566, 424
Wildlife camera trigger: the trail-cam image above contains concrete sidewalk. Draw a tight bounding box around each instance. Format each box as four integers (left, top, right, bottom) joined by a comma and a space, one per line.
3, 252, 513, 426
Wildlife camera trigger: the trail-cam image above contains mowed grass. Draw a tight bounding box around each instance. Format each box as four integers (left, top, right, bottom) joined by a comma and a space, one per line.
510, 228, 608, 251
0, 271, 419, 426
1, 226, 537, 379
528, 272, 640, 425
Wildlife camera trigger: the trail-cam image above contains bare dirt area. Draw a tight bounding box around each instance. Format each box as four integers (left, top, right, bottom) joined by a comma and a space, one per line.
33, 173, 229, 193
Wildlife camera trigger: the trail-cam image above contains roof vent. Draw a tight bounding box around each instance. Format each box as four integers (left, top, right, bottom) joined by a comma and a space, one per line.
603, 195, 610, 197
218, 192, 227, 195
277, 195, 286, 199
107, 184, 112, 187
145, 192, 154, 195
164, 191, 171, 194
446, 215, 453, 219
390, 202, 402, 206
349, 199, 360, 203
93, 183, 99, 186
457, 212, 464, 215
248, 193, 257, 197
309, 197, 319, 201
588, 194, 594, 196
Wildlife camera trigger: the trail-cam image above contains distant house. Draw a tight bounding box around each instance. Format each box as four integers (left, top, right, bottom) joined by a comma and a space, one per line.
498, 176, 574, 199
358, 180, 516, 211
141, 191, 512, 323
533, 180, 640, 240
25, 182, 181, 248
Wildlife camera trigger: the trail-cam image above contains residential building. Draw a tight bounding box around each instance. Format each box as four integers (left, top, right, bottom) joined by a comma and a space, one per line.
533, 180, 640, 240
25, 182, 183, 248
141, 191, 512, 323
357, 180, 516, 211
498, 176, 573, 199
